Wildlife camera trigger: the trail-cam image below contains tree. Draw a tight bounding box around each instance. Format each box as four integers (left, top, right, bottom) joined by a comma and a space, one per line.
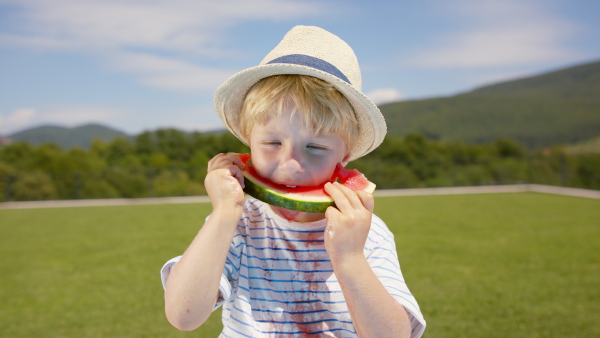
12, 172, 57, 201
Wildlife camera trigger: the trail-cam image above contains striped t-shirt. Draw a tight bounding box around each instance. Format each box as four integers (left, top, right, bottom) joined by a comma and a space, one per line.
161, 198, 426, 337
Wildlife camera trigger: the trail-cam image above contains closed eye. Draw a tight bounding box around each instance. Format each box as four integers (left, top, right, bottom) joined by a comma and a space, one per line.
307, 144, 329, 151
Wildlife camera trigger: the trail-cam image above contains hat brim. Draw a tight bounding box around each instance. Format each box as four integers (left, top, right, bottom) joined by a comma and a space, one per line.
214, 63, 386, 162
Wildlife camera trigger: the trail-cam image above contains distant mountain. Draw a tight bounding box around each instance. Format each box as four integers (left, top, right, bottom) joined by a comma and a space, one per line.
6, 60, 600, 150
7, 124, 131, 149
379, 60, 600, 148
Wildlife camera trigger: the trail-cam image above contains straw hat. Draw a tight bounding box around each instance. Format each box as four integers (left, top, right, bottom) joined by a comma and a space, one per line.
214, 25, 387, 161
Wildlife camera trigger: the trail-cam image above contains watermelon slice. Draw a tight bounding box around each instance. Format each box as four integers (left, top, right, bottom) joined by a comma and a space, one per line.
238, 153, 376, 213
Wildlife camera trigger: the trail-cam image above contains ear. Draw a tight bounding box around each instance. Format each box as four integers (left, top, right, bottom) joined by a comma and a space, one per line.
341, 152, 352, 167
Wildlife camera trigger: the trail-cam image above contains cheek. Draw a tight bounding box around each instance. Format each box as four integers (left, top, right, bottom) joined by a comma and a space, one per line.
249, 148, 276, 177
306, 158, 340, 182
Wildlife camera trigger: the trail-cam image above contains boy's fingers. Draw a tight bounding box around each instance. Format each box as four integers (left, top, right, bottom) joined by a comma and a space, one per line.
208, 153, 229, 170
207, 153, 221, 169
209, 153, 246, 173
227, 153, 245, 169
325, 205, 341, 224
228, 166, 245, 188
356, 190, 375, 212
325, 182, 352, 211
332, 182, 365, 210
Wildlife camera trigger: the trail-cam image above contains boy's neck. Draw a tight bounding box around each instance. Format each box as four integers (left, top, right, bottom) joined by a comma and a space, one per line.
271, 205, 326, 223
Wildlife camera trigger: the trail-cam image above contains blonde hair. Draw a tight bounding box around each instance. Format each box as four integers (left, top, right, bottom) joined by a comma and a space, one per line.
240, 75, 359, 154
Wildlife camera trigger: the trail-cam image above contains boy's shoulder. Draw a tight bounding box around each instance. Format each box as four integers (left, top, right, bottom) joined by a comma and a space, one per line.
367, 213, 395, 242
237, 198, 269, 230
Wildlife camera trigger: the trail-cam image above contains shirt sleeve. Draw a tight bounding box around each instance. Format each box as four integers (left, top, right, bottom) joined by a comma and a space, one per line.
160, 255, 181, 290
160, 256, 233, 310
220, 225, 246, 302
160, 212, 246, 311
366, 214, 427, 338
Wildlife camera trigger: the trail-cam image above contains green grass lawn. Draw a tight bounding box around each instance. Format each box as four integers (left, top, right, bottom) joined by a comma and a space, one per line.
1, 192, 598, 337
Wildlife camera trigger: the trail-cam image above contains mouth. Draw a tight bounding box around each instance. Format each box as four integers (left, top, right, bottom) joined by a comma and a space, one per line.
275, 180, 302, 188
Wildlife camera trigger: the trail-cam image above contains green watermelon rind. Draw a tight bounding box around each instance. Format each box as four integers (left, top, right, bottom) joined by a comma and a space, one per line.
242, 168, 376, 214
243, 173, 335, 213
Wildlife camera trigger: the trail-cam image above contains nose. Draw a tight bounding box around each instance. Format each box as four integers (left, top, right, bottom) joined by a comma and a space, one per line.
278, 145, 303, 174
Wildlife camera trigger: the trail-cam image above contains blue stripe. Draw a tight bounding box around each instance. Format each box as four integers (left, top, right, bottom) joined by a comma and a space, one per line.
232, 303, 255, 320
244, 243, 327, 253
226, 323, 255, 338
243, 252, 329, 263
390, 292, 419, 310
243, 202, 262, 212
368, 256, 400, 270
229, 313, 257, 330
240, 216, 266, 224
377, 275, 406, 285
372, 265, 403, 276
239, 274, 337, 286
242, 263, 334, 274
386, 285, 413, 297
254, 317, 353, 326
267, 54, 351, 84
240, 233, 324, 244
369, 246, 397, 255
245, 224, 325, 234
251, 307, 349, 316
250, 286, 343, 295
369, 228, 395, 244
250, 296, 347, 305
231, 304, 351, 326
248, 276, 336, 284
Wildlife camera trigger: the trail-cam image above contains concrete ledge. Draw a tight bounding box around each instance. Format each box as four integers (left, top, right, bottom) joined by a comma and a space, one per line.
1, 184, 598, 210
527, 184, 600, 199
374, 184, 529, 197
0, 196, 211, 210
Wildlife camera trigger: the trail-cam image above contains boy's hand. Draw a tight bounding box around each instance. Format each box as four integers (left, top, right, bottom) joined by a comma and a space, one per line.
323, 182, 375, 265
205, 153, 246, 210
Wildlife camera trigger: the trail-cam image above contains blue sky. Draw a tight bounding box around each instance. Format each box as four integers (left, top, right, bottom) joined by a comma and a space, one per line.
1, 0, 599, 136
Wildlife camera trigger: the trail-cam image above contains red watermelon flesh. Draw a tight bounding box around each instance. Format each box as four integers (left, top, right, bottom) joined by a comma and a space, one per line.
238, 153, 375, 213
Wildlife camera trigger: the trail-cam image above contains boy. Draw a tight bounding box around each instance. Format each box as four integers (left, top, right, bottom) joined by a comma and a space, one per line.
161, 26, 426, 337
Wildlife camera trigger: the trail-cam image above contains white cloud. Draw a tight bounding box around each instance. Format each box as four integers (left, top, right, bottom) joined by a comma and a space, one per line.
366, 88, 405, 105
409, 0, 582, 69
156, 120, 226, 133
124, 104, 226, 134
109, 52, 234, 91
2, 0, 322, 53
0, 0, 325, 91
42, 105, 123, 123
0, 108, 37, 134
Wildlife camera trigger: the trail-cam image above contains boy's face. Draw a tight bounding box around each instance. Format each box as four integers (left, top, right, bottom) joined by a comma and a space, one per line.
249, 103, 350, 221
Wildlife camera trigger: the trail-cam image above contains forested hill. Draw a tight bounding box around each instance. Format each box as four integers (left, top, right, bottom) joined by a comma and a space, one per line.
380, 60, 600, 148
469, 60, 600, 98
8, 124, 131, 149
7, 60, 600, 150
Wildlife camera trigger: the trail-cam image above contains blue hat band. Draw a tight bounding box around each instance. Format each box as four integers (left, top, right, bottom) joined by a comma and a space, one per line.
266, 54, 351, 84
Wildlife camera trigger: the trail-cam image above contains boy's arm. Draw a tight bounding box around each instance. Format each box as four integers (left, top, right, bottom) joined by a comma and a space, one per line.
164, 153, 246, 331
324, 182, 412, 338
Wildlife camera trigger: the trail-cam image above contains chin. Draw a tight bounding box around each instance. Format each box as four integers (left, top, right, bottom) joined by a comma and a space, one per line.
273, 206, 305, 222
272, 206, 325, 223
